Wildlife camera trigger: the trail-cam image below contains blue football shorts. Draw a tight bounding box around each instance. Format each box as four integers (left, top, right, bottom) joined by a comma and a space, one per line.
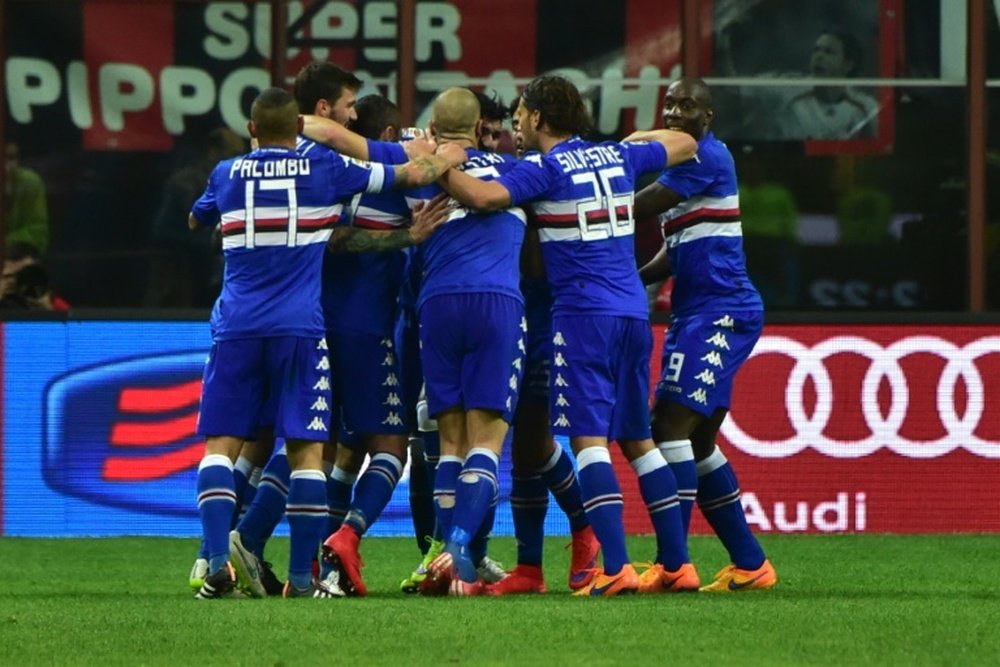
654, 310, 763, 416
418, 292, 525, 422
548, 314, 653, 442
197, 336, 332, 442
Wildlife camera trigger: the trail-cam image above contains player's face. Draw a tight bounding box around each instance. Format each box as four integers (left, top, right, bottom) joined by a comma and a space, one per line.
661, 83, 709, 140
479, 119, 503, 152
326, 88, 358, 125
515, 98, 540, 151
810, 34, 852, 77
511, 116, 525, 158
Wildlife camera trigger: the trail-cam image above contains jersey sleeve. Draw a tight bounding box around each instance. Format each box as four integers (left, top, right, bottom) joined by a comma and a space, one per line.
330, 153, 396, 196
189, 166, 222, 227
655, 148, 715, 200
620, 140, 668, 179
367, 139, 408, 165
496, 154, 554, 205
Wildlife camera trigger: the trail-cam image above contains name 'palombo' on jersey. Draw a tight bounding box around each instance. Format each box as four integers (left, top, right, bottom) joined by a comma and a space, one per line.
228, 157, 312, 179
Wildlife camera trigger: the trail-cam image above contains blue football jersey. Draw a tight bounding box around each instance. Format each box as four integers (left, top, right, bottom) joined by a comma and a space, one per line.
317, 138, 411, 336
410, 148, 527, 309
655, 132, 763, 316
190, 145, 393, 340
497, 137, 667, 319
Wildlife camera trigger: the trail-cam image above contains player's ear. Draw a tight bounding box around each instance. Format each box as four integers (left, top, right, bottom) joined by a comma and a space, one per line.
247, 120, 257, 138
704, 108, 714, 126
297, 115, 305, 134
382, 125, 398, 142
428, 120, 438, 139
474, 118, 483, 140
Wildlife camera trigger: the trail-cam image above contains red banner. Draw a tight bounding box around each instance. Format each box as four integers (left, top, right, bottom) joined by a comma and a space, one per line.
619, 324, 1000, 534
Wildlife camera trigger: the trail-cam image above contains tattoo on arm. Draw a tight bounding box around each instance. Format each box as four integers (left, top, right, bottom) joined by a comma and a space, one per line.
393, 155, 444, 189
328, 227, 413, 253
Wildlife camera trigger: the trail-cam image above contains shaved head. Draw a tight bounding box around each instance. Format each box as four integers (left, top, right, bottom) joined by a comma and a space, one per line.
250, 87, 300, 144
432, 87, 481, 138
672, 76, 713, 109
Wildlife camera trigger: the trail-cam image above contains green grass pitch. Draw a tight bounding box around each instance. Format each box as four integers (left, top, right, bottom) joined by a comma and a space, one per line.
1, 534, 998, 666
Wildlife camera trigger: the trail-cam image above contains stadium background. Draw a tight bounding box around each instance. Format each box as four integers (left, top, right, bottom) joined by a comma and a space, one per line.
2, 0, 999, 538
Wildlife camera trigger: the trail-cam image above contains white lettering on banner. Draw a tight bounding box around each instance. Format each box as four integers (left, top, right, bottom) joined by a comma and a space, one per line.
742, 492, 867, 533
721, 335, 1000, 460
4, 3, 676, 138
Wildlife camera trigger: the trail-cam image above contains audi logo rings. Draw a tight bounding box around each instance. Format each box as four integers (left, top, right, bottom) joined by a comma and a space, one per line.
720, 335, 1000, 459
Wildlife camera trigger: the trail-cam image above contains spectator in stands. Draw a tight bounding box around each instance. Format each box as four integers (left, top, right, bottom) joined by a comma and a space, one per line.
5, 142, 50, 254
144, 127, 246, 307
0, 242, 69, 311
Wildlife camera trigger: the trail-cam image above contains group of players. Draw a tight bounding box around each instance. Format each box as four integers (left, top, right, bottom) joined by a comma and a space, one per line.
188, 59, 777, 599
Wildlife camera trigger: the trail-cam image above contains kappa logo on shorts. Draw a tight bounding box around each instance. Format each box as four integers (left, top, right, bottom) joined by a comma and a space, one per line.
380, 338, 393, 348
313, 376, 331, 391
310, 396, 330, 411
509, 374, 519, 390
316, 356, 330, 370
42, 351, 209, 516
382, 373, 399, 387
307, 416, 328, 431
694, 369, 717, 386
554, 353, 568, 367
317, 339, 329, 350
512, 358, 523, 371
382, 352, 395, 367
554, 413, 571, 428
700, 351, 724, 368
555, 394, 570, 407
382, 412, 403, 426
383, 392, 402, 406
553, 332, 566, 346
554, 373, 569, 387
687, 388, 709, 405
705, 332, 731, 350
712, 315, 736, 329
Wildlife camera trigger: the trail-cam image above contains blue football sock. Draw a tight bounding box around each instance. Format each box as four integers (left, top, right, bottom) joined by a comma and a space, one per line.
576, 446, 629, 576
658, 439, 697, 535
196, 454, 236, 574
326, 465, 358, 536
448, 449, 499, 583
510, 473, 548, 566
231, 456, 253, 528
631, 449, 689, 570
697, 446, 766, 570
236, 446, 289, 559
345, 452, 403, 535
237, 467, 261, 524
449, 449, 499, 546
469, 493, 497, 567
539, 442, 588, 532
407, 437, 436, 554
286, 469, 328, 590
433, 455, 462, 541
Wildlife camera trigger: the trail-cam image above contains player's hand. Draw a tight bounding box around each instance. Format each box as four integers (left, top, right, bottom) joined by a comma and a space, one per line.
404, 135, 438, 159
408, 193, 453, 244
435, 142, 468, 169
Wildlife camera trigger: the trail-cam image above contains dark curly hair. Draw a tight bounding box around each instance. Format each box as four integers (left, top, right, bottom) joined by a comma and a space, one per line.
520, 75, 593, 137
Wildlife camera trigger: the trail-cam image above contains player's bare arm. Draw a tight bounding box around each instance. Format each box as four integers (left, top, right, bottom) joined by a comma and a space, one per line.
638, 243, 673, 285
437, 166, 513, 212
301, 114, 370, 160
623, 128, 698, 166
633, 180, 685, 221
328, 193, 451, 253
391, 145, 466, 189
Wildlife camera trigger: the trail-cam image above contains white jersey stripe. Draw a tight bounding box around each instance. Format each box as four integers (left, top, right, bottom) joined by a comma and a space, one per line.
665, 221, 744, 248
